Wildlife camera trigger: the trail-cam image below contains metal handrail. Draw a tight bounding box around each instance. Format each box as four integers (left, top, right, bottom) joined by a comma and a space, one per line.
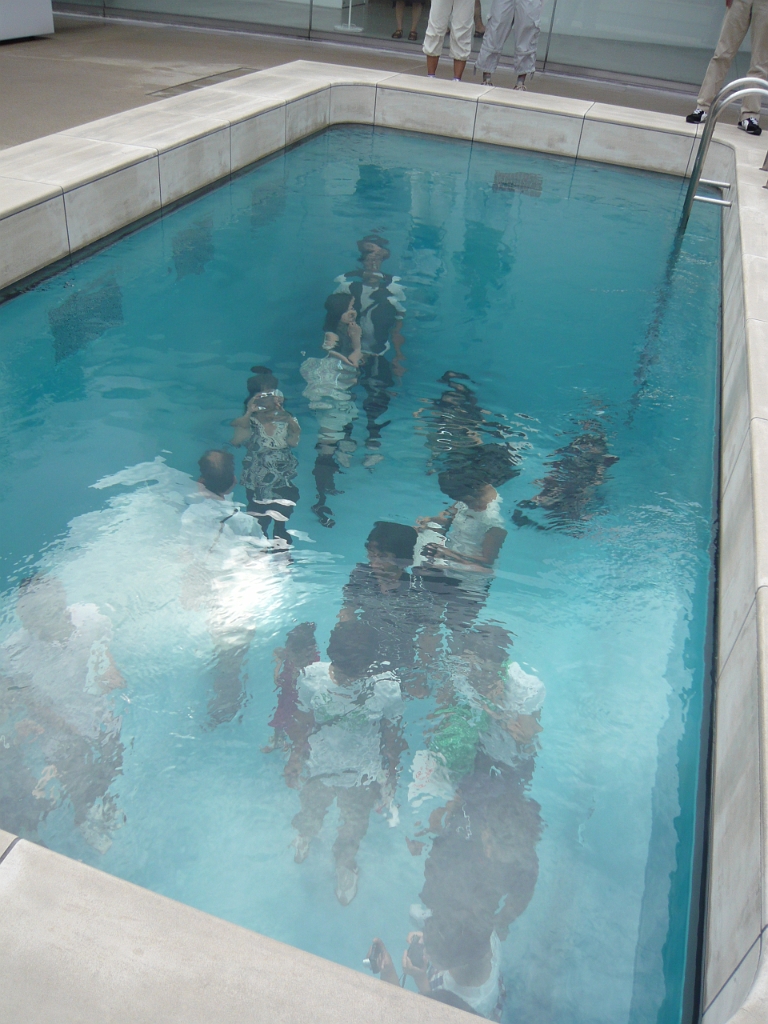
680, 76, 768, 230
631, 78, 768, 421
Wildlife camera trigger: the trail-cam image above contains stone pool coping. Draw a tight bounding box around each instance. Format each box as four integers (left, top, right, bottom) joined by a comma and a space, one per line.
0, 60, 767, 1024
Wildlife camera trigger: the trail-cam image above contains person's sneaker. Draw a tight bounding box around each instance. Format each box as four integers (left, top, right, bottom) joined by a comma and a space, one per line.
686, 108, 707, 124
292, 835, 310, 863
410, 903, 433, 926
335, 865, 359, 905
482, 71, 493, 85
311, 503, 335, 528
739, 116, 762, 135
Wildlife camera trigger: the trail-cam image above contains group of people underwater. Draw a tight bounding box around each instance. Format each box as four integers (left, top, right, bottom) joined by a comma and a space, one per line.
207, 235, 618, 1017
0, 231, 621, 1021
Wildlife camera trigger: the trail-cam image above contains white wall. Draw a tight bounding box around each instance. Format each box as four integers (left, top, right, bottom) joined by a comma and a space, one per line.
0, 0, 54, 41
549, 0, 748, 51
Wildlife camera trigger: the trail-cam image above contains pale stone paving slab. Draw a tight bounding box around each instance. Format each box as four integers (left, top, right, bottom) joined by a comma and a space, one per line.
0, 838, 469, 1024
0, 830, 16, 859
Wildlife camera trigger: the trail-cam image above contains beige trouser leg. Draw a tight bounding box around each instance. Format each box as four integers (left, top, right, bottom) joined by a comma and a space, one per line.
698, 0, 768, 116
744, 0, 768, 113
422, 0, 474, 59
423, 0, 454, 56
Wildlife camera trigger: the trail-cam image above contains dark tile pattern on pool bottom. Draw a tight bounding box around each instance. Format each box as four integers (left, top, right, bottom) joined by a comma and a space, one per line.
0, 126, 720, 1024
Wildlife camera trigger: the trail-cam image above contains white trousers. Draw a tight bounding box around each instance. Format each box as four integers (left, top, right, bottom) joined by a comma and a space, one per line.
475, 0, 542, 76
423, 0, 475, 61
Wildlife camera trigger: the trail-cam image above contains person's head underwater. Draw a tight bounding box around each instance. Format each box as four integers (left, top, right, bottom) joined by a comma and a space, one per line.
198, 449, 236, 496
245, 366, 279, 407
322, 294, 360, 358
327, 619, 381, 685
365, 521, 418, 578
438, 467, 498, 511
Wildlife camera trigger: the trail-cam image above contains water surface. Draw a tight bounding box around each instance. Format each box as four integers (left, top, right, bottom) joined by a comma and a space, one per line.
0, 126, 720, 1024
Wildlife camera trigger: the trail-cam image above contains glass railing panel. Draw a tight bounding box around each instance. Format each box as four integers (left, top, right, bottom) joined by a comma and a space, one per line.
312, 0, 555, 62
543, 0, 751, 85
104, 0, 312, 34
309, 0, 388, 43
86, 0, 755, 85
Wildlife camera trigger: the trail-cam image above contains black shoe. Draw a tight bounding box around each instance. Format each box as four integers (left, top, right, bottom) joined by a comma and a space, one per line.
685, 108, 707, 124
312, 503, 335, 528
739, 117, 762, 136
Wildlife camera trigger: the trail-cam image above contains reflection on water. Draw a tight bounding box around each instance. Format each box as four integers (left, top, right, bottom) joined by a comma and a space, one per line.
172, 217, 214, 280
48, 272, 122, 362
0, 575, 124, 851
0, 128, 720, 1024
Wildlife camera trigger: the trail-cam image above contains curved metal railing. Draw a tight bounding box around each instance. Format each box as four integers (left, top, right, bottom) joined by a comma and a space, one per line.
680, 76, 768, 231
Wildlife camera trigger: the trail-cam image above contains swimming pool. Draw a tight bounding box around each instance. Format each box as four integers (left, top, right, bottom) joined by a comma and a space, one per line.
0, 124, 720, 1024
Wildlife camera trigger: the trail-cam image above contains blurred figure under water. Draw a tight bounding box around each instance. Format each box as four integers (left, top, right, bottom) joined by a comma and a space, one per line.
0, 574, 125, 852
280, 619, 405, 907
513, 415, 619, 535
231, 386, 301, 546
340, 520, 438, 696
413, 371, 524, 482
332, 234, 407, 468
368, 624, 545, 1020
301, 293, 363, 528
0, 453, 297, 758
411, 462, 511, 648
179, 449, 281, 728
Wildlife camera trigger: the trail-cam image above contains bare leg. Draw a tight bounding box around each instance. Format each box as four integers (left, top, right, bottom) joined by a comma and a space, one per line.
474, 0, 485, 32
427, 54, 439, 75
410, 2, 422, 32
394, 0, 404, 34
453, 59, 467, 79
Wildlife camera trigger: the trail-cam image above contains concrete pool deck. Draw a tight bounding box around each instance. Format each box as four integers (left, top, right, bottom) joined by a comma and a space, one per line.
0, 60, 767, 1024
0, 12, 721, 151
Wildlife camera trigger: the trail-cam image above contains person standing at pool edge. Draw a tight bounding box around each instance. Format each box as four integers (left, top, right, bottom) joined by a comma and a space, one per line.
422, 0, 475, 80
474, 0, 543, 88
685, 0, 767, 135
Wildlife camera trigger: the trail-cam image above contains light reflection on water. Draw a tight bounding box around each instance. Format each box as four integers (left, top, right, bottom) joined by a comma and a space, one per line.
0, 127, 720, 1024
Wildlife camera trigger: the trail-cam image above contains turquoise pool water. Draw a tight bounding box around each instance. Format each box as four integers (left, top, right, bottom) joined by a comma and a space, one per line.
0, 126, 720, 1024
